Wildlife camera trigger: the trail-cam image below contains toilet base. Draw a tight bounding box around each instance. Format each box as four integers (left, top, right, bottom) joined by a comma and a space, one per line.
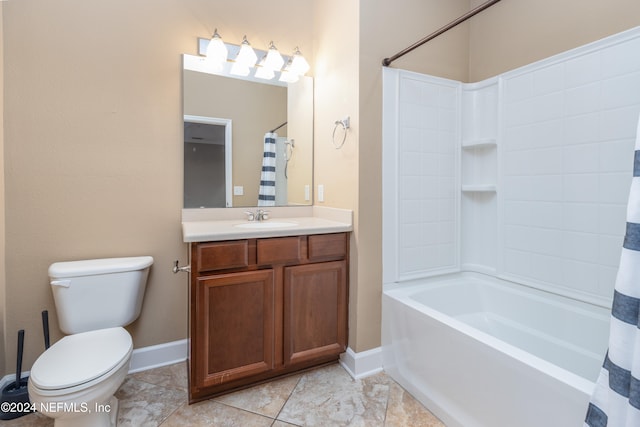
52, 396, 119, 427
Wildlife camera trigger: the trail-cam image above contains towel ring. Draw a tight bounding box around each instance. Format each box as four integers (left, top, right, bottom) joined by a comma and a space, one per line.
332, 117, 350, 149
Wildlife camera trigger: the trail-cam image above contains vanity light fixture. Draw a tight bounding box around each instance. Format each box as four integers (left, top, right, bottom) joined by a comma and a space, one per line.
234, 36, 258, 68
255, 55, 276, 80
290, 47, 310, 76
206, 29, 228, 68
196, 34, 311, 82
264, 42, 285, 71
278, 58, 299, 83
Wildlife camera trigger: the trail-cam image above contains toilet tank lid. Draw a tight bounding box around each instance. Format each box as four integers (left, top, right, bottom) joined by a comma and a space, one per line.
49, 256, 154, 279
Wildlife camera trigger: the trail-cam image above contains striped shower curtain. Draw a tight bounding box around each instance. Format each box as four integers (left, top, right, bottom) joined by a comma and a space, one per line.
257, 132, 277, 206
585, 114, 640, 427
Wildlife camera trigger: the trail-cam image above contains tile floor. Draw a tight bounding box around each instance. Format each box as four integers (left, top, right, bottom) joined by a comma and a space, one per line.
5, 362, 445, 426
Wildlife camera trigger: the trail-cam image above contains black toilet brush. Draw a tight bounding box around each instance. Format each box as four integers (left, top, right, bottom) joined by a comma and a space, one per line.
0, 329, 33, 420
42, 310, 50, 350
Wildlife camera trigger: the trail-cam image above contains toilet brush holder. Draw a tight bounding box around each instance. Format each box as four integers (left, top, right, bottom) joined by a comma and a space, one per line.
0, 330, 33, 420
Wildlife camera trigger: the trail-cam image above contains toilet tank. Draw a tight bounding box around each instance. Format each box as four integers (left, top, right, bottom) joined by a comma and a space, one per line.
49, 256, 154, 334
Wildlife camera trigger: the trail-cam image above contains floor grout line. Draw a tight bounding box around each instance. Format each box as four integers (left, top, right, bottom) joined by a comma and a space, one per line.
381, 381, 391, 427
271, 373, 304, 426
11, 362, 445, 427
157, 400, 187, 427
213, 399, 277, 423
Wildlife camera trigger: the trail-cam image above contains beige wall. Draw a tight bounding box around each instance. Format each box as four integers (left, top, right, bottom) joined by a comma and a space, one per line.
312, 0, 471, 352
313, 0, 361, 349
353, 0, 472, 352
0, 2, 6, 375
3, 0, 640, 377
468, 0, 640, 81
2, 0, 313, 375
368, 0, 471, 80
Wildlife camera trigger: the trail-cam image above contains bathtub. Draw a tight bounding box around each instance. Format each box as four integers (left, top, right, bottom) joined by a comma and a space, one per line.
382, 273, 610, 427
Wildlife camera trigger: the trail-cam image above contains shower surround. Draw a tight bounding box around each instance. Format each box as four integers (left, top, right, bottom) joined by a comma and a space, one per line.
382, 26, 640, 427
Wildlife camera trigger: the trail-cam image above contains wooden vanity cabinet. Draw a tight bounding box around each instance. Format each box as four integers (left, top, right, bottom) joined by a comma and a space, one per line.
189, 232, 349, 402
284, 261, 347, 366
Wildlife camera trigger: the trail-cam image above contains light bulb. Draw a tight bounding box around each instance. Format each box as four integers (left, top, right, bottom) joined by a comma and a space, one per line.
264, 42, 284, 71
235, 36, 258, 67
206, 29, 228, 65
279, 60, 299, 83
290, 47, 310, 76
255, 56, 275, 80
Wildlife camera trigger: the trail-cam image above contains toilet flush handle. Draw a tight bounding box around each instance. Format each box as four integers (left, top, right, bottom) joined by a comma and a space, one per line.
50, 279, 71, 288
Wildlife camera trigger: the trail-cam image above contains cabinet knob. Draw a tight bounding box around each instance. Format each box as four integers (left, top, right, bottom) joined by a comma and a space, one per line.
173, 260, 191, 274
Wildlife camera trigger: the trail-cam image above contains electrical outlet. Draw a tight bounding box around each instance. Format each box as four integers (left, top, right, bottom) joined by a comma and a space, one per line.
233, 186, 244, 196
318, 184, 324, 202
304, 185, 310, 201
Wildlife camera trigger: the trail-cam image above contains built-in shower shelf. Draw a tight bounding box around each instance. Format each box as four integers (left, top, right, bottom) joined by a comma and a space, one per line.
462, 138, 497, 149
461, 185, 496, 192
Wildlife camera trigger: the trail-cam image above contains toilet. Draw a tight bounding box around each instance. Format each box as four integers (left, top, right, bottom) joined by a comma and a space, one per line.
28, 256, 154, 427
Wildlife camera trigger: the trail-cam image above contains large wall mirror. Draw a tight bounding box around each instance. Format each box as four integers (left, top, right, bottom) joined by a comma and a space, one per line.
183, 54, 313, 208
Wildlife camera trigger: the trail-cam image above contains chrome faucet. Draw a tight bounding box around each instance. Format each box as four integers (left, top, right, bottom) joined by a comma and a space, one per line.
255, 209, 269, 221
244, 209, 270, 222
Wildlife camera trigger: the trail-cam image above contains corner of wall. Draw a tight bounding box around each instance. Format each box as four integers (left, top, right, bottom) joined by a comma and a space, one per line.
0, 1, 7, 378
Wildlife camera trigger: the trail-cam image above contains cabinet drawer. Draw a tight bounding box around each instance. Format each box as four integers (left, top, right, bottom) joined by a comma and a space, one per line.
196, 241, 249, 272
308, 233, 347, 260
257, 237, 302, 265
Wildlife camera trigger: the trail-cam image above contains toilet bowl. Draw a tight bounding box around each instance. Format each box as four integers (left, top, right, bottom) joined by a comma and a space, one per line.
28, 328, 133, 427
28, 256, 153, 427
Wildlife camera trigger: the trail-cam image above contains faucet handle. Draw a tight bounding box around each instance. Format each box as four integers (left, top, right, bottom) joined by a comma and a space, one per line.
244, 211, 255, 221
254, 209, 270, 221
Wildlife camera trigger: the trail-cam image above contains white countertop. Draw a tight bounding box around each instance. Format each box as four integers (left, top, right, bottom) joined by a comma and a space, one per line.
182, 206, 353, 242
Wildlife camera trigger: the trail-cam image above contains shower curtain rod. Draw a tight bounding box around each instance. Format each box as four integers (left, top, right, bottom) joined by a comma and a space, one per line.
382, 0, 502, 67
269, 122, 287, 133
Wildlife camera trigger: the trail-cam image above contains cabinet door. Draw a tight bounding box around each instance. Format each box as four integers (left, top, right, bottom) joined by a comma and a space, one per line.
283, 261, 347, 366
192, 270, 275, 392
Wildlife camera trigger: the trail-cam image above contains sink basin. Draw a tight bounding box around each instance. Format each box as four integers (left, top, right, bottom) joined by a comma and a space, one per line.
235, 221, 298, 229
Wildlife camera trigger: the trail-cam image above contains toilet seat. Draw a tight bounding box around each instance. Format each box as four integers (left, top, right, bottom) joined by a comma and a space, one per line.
30, 327, 132, 391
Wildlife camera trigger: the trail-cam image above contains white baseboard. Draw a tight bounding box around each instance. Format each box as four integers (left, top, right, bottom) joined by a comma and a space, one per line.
0, 339, 188, 391
339, 346, 383, 379
128, 339, 188, 373
1, 341, 375, 390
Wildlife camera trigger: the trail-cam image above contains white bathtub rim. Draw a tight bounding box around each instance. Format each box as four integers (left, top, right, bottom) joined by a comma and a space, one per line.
388, 272, 610, 324
384, 270, 500, 291
385, 269, 612, 309
498, 271, 612, 309
383, 276, 599, 396
385, 271, 611, 315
